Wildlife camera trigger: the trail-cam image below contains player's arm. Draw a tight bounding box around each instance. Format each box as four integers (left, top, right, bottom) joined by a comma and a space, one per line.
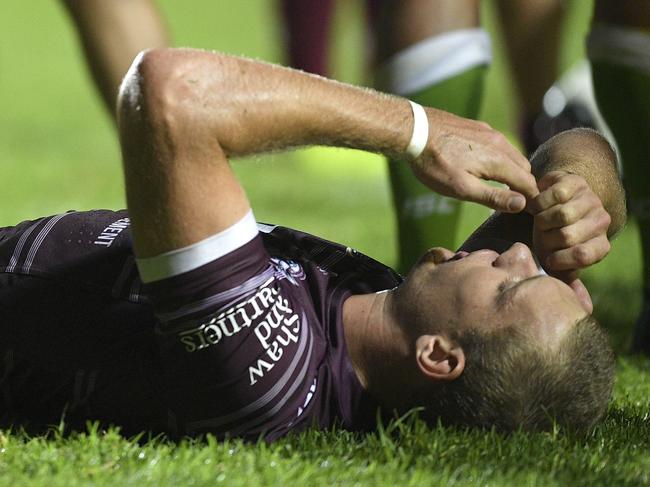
117, 48, 537, 259
459, 129, 626, 308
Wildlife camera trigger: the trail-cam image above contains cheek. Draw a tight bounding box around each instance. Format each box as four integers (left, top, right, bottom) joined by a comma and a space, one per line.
455, 274, 499, 321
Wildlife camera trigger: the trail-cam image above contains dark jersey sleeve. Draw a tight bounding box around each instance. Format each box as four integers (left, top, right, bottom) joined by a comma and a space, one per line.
139, 211, 325, 440
0, 209, 398, 439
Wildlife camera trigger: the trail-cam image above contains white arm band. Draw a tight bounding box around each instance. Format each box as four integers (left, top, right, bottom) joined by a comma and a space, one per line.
136, 210, 258, 283
406, 100, 429, 160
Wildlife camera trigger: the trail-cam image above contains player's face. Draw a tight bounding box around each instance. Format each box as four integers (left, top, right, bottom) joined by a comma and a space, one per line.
397, 243, 588, 345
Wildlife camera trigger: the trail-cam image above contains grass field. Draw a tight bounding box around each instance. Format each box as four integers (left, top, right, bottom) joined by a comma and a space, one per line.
2, 0, 649, 485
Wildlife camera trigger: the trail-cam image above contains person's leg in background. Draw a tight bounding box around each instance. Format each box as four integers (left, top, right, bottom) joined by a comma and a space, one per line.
62, 0, 170, 118
588, 1, 650, 355
496, 0, 603, 156
374, 0, 490, 272
495, 0, 565, 154
279, 0, 335, 76
363, 0, 382, 68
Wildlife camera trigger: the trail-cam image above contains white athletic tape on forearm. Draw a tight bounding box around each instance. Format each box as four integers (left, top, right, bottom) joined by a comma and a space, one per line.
376, 28, 492, 95
588, 24, 650, 75
137, 209, 258, 283
406, 100, 428, 160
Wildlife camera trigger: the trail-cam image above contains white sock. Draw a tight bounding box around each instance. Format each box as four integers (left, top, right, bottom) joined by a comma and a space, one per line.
375, 28, 492, 96
588, 23, 650, 75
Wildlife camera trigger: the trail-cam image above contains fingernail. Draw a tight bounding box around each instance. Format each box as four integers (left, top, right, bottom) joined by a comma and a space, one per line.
508, 196, 525, 211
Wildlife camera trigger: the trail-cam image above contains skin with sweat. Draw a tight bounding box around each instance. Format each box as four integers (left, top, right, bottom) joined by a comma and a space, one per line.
341, 242, 587, 411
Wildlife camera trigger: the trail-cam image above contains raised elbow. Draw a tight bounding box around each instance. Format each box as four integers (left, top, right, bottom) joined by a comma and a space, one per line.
117, 48, 200, 139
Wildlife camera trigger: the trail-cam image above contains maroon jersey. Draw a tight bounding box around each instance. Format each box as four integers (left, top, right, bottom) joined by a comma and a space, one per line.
0, 210, 401, 440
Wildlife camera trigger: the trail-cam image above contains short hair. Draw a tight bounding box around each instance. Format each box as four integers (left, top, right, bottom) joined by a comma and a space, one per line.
417, 315, 616, 432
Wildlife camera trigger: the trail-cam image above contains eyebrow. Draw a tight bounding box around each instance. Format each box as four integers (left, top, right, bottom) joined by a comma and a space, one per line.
495, 275, 545, 309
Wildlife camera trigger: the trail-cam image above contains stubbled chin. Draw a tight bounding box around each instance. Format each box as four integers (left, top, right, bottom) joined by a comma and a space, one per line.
568, 278, 593, 314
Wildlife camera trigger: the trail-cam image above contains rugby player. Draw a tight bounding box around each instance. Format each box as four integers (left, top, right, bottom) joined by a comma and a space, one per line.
588, 0, 650, 354
0, 49, 624, 439
375, 0, 491, 269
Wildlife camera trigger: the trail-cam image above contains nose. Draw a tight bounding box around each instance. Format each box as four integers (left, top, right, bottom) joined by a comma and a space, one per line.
427, 247, 456, 264
493, 242, 539, 277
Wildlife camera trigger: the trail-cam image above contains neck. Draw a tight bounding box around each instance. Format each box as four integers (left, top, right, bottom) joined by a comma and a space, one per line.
342, 289, 416, 411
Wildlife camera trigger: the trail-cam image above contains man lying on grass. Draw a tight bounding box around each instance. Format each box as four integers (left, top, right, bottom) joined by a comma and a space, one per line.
0, 49, 625, 440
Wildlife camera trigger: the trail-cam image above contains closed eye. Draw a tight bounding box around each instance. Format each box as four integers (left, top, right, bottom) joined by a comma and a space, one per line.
495, 277, 519, 308
496, 275, 544, 309
497, 277, 519, 294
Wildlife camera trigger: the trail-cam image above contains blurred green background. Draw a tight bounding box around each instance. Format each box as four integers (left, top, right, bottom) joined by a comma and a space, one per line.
1, 0, 642, 349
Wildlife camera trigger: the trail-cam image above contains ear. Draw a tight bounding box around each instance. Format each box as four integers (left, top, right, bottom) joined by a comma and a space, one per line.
415, 335, 465, 383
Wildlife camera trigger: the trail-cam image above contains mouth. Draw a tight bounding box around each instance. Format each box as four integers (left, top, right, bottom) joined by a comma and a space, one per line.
442, 249, 500, 265
424, 247, 502, 267
449, 251, 469, 261
440, 249, 499, 265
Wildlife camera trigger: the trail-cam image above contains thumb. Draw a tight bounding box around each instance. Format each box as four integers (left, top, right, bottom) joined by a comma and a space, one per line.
537, 170, 571, 192
474, 184, 527, 213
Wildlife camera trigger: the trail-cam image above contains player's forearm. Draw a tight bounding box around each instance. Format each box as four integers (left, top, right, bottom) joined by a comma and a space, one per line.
119, 48, 539, 217
530, 129, 626, 237
120, 48, 414, 159
460, 129, 626, 253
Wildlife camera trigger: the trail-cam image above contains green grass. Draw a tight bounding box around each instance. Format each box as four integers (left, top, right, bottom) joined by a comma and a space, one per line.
2, 0, 648, 485
0, 405, 648, 486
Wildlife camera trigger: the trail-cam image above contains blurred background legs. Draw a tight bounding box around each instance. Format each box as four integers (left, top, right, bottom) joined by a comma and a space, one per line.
588, 1, 650, 354
495, 0, 564, 133
279, 0, 335, 76
495, 0, 605, 156
375, 0, 490, 272
61, 0, 170, 118
279, 0, 381, 76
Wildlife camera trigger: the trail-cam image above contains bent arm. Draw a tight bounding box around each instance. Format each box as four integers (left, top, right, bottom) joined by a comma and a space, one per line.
118, 48, 536, 259
122, 49, 414, 159
117, 48, 416, 258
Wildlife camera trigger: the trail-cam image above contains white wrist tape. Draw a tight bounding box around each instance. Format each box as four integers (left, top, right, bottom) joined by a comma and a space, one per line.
406, 100, 429, 159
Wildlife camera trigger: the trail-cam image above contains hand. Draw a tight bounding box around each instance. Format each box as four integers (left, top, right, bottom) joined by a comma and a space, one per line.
408, 109, 539, 212
529, 170, 611, 297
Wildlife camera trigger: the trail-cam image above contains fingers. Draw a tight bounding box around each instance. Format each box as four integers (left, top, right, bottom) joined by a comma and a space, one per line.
480, 157, 539, 203
529, 172, 588, 214
480, 125, 538, 200
530, 171, 613, 279
444, 152, 538, 212
411, 162, 532, 213
452, 175, 528, 212
537, 209, 611, 251
535, 193, 608, 232
422, 112, 538, 206
477, 121, 532, 172
544, 234, 611, 271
